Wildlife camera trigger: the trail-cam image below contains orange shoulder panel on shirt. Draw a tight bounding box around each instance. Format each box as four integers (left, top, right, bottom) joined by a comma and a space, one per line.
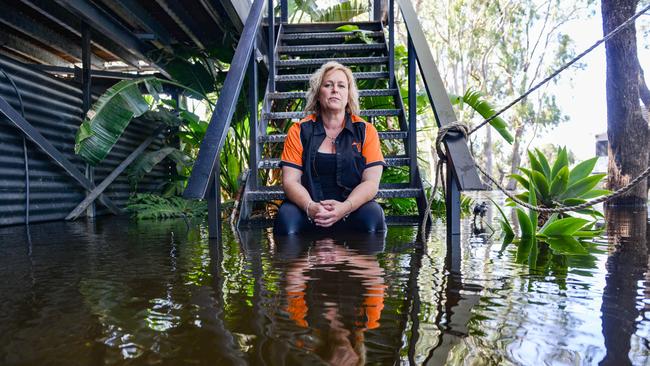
351, 114, 365, 123
280, 122, 304, 169
300, 113, 317, 123
360, 122, 385, 165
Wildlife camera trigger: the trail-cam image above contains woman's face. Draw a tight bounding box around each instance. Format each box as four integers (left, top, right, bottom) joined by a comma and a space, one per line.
318, 69, 349, 114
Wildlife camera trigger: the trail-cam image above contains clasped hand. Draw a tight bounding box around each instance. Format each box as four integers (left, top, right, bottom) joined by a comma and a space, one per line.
309, 200, 350, 227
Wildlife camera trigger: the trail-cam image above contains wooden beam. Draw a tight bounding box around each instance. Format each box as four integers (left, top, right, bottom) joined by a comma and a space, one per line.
0, 32, 72, 67
0, 1, 105, 67
66, 125, 165, 220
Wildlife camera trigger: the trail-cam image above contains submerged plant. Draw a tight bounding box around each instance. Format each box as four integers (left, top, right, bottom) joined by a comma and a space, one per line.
126, 193, 207, 220
508, 146, 608, 223
493, 146, 607, 257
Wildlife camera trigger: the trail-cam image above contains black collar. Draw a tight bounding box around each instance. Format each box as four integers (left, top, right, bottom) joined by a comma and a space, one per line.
312, 113, 354, 135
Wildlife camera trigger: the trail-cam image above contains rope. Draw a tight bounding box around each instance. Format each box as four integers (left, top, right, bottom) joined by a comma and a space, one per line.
476, 161, 650, 213
420, 122, 469, 238
426, 122, 650, 221
469, 3, 650, 135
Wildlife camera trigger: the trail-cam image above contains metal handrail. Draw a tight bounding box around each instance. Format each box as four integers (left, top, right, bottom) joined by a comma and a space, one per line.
395, 0, 484, 191
183, 0, 266, 199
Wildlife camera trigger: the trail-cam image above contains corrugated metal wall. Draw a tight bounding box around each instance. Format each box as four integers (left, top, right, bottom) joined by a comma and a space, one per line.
0, 56, 169, 226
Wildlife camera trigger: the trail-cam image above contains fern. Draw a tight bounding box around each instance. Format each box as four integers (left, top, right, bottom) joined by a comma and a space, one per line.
126, 193, 207, 220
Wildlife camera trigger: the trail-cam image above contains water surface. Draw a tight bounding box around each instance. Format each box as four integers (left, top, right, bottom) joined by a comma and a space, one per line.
1, 205, 648, 365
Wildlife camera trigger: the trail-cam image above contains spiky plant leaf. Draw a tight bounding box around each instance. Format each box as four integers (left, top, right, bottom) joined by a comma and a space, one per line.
561, 174, 607, 200
534, 148, 552, 179
549, 166, 569, 197
551, 146, 569, 178
517, 208, 534, 238
569, 157, 599, 185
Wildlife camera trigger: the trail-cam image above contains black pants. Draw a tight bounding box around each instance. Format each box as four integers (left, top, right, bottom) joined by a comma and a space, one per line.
274, 200, 386, 235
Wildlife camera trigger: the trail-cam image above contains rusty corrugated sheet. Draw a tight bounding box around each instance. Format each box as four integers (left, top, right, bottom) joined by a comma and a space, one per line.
0, 56, 169, 226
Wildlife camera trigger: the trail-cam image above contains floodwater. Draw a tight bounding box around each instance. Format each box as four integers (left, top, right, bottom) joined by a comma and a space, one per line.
1, 203, 649, 365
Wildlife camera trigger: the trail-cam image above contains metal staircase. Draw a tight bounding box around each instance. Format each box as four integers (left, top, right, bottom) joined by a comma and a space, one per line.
184, 0, 483, 239
237, 20, 428, 227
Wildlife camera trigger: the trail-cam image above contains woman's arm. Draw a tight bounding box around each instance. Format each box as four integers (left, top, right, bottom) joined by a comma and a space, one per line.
282, 166, 323, 219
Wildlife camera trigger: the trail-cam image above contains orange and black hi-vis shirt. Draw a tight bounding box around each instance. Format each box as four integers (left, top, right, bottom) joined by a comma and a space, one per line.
279, 113, 386, 201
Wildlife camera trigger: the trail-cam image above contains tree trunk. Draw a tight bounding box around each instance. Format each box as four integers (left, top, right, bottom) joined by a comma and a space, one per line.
602, 0, 649, 206
506, 124, 525, 190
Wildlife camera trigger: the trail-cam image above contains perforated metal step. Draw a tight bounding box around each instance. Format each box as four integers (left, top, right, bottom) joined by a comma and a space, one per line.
267, 88, 398, 100
258, 131, 408, 143
282, 21, 382, 33
264, 109, 400, 120
276, 56, 388, 68
275, 71, 389, 83
282, 31, 384, 40
258, 156, 410, 169
278, 43, 385, 55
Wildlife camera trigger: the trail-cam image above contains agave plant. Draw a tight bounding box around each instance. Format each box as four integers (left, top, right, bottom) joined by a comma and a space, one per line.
494, 193, 603, 258
493, 147, 607, 257
509, 146, 609, 221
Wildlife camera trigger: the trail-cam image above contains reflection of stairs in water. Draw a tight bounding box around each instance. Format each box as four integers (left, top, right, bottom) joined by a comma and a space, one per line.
237, 21, 427, 227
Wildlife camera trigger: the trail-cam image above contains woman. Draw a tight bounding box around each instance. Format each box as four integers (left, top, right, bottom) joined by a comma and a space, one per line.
274, 61, 386, 235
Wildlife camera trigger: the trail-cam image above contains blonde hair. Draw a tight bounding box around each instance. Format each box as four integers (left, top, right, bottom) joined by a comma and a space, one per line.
304, 61, 360, 116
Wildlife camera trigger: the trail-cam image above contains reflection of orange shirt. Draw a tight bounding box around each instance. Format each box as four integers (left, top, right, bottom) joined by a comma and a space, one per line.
286, 280, 386, 330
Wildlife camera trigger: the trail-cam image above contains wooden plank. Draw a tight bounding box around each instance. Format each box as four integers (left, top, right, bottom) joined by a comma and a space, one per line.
65, 125, 165, 220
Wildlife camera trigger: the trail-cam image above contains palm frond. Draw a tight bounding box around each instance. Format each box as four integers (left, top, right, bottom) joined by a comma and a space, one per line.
449, 89, 514, 144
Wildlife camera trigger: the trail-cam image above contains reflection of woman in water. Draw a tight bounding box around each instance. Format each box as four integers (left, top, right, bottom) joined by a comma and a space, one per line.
280, 237, 386, 365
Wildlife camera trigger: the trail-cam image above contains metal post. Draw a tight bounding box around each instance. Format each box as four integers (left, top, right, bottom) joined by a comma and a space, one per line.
81, 23, 95, 218
388, 0, 395, 88
249, 52, 259, 190
446, 162, 461, 269
407, 35, 417, 186
280, 0, 288, 23
373, 0, 383, 21
267, 0, 275, 92
207, 167, 221, 239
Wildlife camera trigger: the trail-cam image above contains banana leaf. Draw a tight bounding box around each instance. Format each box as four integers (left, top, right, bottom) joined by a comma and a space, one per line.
449, 89, 514, 144
75, 77, 212, 166
75, 78, 157, 165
